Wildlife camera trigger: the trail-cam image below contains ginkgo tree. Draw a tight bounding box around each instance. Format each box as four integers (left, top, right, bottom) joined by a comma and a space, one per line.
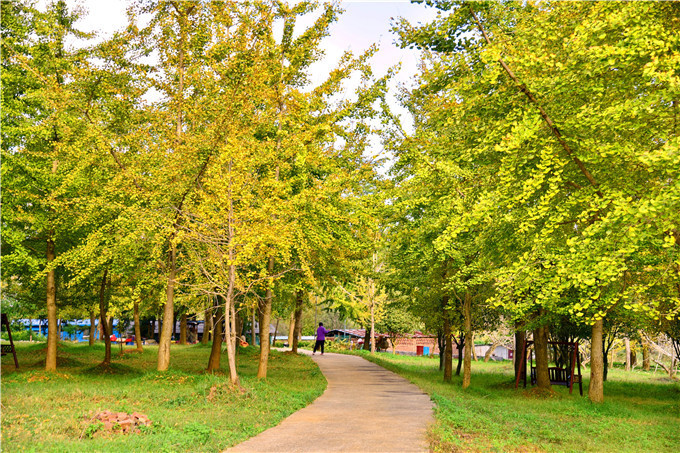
394, 0, 680, 401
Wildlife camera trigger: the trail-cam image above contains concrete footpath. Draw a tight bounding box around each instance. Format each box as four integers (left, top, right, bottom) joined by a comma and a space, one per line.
226, 350, 433, 452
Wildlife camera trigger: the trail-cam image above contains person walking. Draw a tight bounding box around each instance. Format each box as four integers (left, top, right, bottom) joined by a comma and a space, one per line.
313, 322, 328, 355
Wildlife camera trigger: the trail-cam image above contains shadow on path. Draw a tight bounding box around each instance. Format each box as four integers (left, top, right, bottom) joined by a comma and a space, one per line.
226, 350, 433, 453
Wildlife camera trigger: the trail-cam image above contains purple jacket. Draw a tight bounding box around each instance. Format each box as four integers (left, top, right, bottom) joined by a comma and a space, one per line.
316, 326, 328, 341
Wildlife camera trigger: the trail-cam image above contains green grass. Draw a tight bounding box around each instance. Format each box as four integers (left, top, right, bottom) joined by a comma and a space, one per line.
348, 351, 680, 453
1, 342, 326, 452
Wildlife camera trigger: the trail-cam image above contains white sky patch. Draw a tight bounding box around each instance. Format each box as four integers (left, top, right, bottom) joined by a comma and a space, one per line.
41, 0, 439, 172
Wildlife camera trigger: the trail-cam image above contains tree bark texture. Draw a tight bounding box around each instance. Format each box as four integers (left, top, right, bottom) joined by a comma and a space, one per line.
589, 319, 605, 403
157, 244, 177, 371
642, 339, 650, 371
462, 292, 472, 389
257, 255, 274, 379
207, 297, 223, 372
99, 269, 111, 366
201, 299, 211, 345
514, 328, 526, 382
134, 298, 143, 352
45, 236, 58, 372
292, 290, 303, 353
484, 342, 501, 362
443, 296, 453, 382
288, 312, 295, 348
88, 309, 96, 347
533, 322, 551, 390
624, 337, 631, 371
179, 313, 187, 345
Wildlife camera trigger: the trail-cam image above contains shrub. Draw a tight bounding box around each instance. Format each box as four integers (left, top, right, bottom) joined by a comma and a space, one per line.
1, 330, 46, 342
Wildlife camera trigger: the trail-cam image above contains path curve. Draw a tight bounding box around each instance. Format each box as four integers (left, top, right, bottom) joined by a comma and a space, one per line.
226, 351, 433, 452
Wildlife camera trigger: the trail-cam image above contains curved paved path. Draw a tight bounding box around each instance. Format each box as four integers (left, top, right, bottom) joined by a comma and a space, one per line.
227, 351, 433, 452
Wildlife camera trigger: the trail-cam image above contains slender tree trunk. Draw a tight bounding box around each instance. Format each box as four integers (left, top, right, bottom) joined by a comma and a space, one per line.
224, 163, 240, 386
455, 333, 464, 376
207, 297, 223, 372
179, 313, 187, 345
201, 299, 211, 345
99, 269, 111, 366
438, 331, 445, 371
624, 337, 631, 371
514, 327, 526, 381
226, 290, 239, 385
370, 298, 376, 354
272, 319, 279, 347
45, 235, 58, 372
534, 322, 551, 390
288, 312, 295, 348
642, 339, 650, 371
462, 292, 472, 389
362, 327, 370, 350
471, 332, 478, 361
589, 319, 605, 403
292, 290, 303, 353
88, 309, 96, 347
484, 342, 501, 362
251, 310, 257, 346
257, 253, 274, 378
157, 244, 176, 371
134, 298, 143, 352
443, 296, 452, 382
603, 335, 610, 381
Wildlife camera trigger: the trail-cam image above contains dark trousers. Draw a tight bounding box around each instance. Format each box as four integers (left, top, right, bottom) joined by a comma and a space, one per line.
313, 339, 325, 354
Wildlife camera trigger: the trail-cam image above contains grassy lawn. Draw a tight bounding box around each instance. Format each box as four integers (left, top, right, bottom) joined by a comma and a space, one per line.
1, 342, 326, 452
349, 351, 680, 453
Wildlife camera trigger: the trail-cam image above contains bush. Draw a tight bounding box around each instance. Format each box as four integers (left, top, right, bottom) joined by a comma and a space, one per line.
1, 330, 46, 342
327, 339, 351, 351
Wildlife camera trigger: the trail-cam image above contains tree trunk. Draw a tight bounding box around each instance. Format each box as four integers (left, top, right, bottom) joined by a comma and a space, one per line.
362, 327, 370, 350
589, 319, 605, 402
292, 290, 303, 353
207, 297, 223, 372
201, 299, 211, 345
624, 337, 631, 371
99, 269, 111, 366
134, 298, 143, 352
514, 328, 526, 381
642, 339, 650, 371
179, 313, 187, 345
437, 331, 445, 371
455, 333, 464, 376
45, 236, 58, 372
157, 244, 176, 371
471, 331, 478, 361
252, 310, 257, 346
443, 296, 452, 382
224, 190, 240, 386
462, 292, 472, 389
257, 255, 274, 379
88, 309, 96, 347
533, 322, 551, 390
272, 319, 279, 347
370, 297, 376, 354
603, 336, 610, 381
226, 289, 239, 385
288, 312, 295, 348
484, 342, 501, 362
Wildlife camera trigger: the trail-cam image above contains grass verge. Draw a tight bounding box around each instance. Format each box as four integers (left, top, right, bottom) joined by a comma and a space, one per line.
348, 351, 680, 453
1, 342, 326, 452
